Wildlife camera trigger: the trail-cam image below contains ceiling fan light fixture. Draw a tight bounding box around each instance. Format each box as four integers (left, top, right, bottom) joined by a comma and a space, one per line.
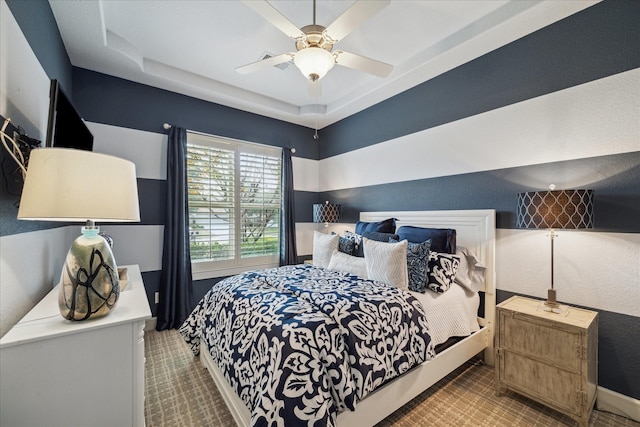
294, 47, 335, 81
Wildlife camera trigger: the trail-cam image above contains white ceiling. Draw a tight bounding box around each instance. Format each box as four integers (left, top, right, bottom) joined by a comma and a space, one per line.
48, 0, 597, 129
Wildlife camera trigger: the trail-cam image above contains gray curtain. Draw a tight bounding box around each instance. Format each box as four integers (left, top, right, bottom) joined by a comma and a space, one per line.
157, 126, 193, 330
280, 148, 298, 266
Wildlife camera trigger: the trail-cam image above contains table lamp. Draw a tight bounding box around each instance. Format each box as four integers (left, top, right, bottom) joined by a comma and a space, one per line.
516, 185, 594, 312
17, 148, 140, 321
313, 201, 341, 228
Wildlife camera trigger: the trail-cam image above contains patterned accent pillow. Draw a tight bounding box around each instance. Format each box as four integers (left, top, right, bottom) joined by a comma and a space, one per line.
312, 231, 339, 269
363, 238, 408, 290
343, 231, 362, 256
390, 238, 431, 293
338, 236, 356, 256
427, 252, 461, 293
327, 250, 368, 278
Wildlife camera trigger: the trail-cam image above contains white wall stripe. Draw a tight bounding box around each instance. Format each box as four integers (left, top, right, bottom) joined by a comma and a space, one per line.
99, 224, 164, 273
0, 1, 50, 140
88, 122, 168, 180
496, 229, 639, 318
0, 227, 73, 336
292, 156, 320, 192
87, 122, 323, 194
320, 69, 640, 192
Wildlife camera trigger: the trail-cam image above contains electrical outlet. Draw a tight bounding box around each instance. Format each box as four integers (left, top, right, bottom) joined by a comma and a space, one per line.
154, 292, 159, 304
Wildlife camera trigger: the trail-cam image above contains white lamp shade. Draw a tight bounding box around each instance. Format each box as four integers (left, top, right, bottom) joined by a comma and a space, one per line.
18, 148, 140, 222
294, 47, 335, 80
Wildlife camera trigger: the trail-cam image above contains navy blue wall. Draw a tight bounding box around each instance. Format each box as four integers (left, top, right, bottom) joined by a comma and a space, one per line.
72, 69, 320, 161
325, 152, 640, 232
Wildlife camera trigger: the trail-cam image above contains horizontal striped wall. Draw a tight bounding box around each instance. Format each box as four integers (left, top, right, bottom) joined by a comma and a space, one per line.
0, 0, 75, 336
84, 121, 323, 315
3, 0, 639, 406
320, 0, 640, 158
308, 0, 640, 402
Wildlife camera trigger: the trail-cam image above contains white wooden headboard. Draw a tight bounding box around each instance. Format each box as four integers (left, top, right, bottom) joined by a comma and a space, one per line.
359, 209, 496, 295
360, 209, 496, 364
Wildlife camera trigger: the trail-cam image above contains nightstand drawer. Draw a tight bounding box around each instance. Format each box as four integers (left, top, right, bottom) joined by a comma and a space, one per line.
500, 311, 583, 372
499, 349, 583, 416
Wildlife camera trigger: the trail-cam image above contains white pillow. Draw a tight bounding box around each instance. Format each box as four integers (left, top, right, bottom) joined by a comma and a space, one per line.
327, 250, 368, 278
312, 231, 339, 269
454, 246, 486, 293
363, 237, 408, 290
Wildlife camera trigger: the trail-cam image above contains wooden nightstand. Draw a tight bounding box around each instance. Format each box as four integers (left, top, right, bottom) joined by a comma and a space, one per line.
495, 296, 598, 427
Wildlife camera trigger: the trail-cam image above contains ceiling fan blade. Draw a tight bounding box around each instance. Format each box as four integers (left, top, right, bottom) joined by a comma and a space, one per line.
334, 50, 393, 77
241, 0, 305, 39
236, 52, 294, 75
325, 0, 390, 42
308, 79, 322, 99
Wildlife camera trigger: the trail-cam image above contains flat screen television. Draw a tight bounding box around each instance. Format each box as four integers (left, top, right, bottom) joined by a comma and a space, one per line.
45, 79, 93, 151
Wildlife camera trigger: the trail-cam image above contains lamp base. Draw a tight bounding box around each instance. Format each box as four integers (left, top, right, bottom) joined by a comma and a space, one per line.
545, 288, 558, 307
58, 226, 120, 321
539, 288, 568, 315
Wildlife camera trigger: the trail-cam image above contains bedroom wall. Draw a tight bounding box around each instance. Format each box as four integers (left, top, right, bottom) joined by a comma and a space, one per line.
0, 0, 323, 334
316, 0, 640, 403
0, 0, 78, 337
70, 68, 324, 316
1, 0, 638, 411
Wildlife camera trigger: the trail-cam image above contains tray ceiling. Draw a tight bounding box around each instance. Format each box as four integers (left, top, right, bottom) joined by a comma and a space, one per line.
48, 0, 597, 128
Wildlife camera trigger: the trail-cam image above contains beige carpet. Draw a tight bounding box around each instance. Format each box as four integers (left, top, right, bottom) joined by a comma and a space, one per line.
144, 329, 638, 427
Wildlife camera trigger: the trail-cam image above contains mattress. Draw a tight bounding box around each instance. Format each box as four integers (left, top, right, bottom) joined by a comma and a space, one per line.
409, 283, 480, 347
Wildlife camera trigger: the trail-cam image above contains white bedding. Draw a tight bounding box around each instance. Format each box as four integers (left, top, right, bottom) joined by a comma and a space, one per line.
410, 283, 480, 347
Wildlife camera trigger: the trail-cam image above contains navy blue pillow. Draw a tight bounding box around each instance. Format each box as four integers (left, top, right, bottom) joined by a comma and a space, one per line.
355, 231, 399, 257
396, 226, 457, 254
355, 218, 397, 235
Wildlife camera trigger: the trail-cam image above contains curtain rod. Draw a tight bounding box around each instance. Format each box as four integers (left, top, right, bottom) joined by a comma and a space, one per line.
162, 123, 296, 153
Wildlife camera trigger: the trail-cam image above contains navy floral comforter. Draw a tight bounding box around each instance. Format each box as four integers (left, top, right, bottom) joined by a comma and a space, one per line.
179, 264, 434, 427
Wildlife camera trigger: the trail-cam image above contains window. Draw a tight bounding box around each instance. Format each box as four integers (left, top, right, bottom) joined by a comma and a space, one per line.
186, 132, 281, 279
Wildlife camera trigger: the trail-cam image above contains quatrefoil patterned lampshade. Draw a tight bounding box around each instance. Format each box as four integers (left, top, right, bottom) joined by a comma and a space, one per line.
313, 202, 341, 224
517, 189, 594, 229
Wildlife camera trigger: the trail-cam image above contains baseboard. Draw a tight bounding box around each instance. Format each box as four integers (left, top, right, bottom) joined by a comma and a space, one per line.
145, 317, 157, 331
597, 386, 640, 422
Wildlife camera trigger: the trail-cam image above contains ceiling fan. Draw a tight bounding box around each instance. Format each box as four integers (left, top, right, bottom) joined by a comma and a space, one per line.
236, 0, 393, 84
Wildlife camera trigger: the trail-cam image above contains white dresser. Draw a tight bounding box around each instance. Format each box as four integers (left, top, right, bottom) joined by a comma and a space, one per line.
0, 264, 151, 427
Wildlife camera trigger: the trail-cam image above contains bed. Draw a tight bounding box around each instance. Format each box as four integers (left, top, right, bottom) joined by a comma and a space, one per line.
181, 209, 496, 427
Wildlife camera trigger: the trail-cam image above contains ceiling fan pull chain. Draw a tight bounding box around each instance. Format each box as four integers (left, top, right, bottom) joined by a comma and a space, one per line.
313, 78, 320, 140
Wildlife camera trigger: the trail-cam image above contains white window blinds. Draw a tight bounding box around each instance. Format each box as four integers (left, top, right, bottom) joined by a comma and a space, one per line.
186, 132, 281, 278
